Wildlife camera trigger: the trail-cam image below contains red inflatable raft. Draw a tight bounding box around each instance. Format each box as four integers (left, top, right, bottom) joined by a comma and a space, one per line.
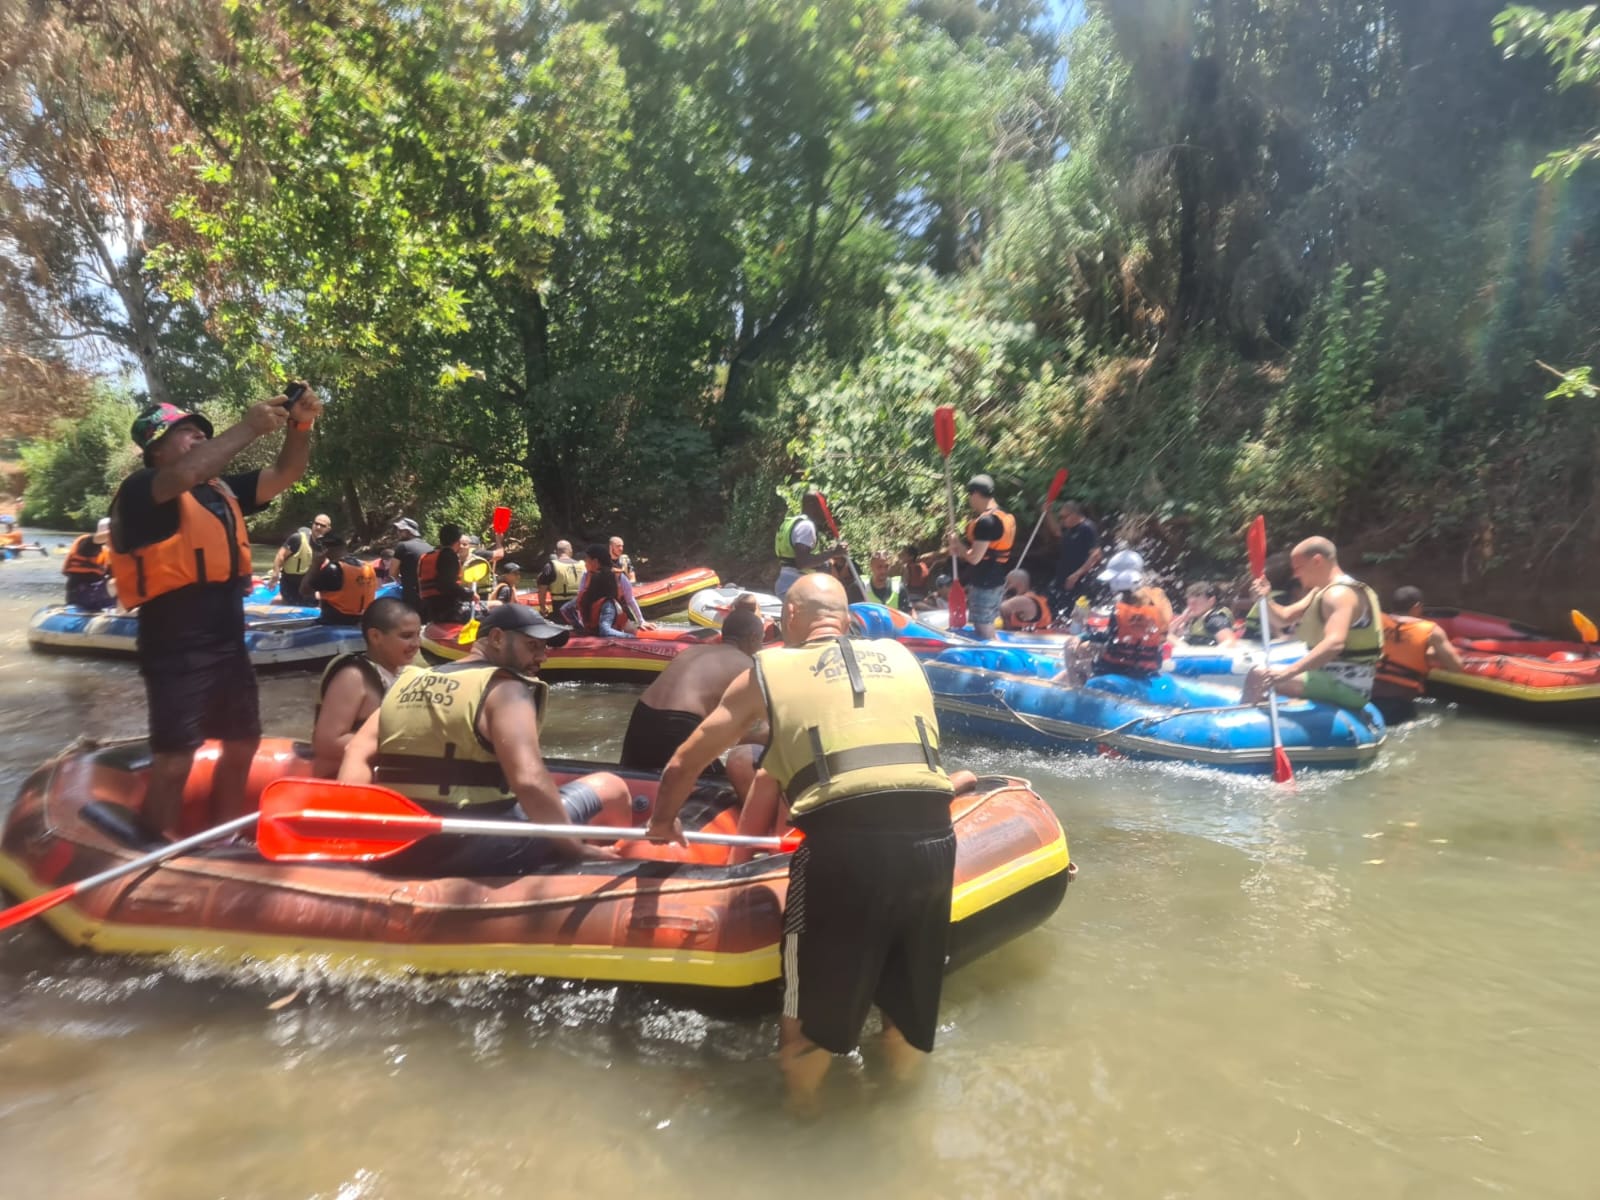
1427, 637, 1600, 720
0, 738, 1074, 997
420, 621, 718, 682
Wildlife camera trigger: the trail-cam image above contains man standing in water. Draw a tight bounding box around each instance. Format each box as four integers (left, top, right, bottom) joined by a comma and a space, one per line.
649, 574, 957, 1106
109, 386, 323, 839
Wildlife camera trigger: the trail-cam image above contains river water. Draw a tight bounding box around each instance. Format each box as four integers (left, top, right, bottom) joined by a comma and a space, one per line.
1, 544, 1597, 1199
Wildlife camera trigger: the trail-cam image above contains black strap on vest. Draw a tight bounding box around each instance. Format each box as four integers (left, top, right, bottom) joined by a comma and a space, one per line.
914, 715, 939, 771
786, 743, 942, 800
372, 750, 510, 795
836, 636, 866, 706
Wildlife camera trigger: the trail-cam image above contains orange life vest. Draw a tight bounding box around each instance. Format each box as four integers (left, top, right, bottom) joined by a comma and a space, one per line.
417, 549, 446, 600
1, 529, 23, 547
63, 535, 109, 578
1375, 614, 1435, 698
1003, 591, 1052, 631
1098, 600, 1166, 674
323, 558, 378, 617
578, 583, 618, 633
966, 507, 1017, 566
109, 482, 252, 608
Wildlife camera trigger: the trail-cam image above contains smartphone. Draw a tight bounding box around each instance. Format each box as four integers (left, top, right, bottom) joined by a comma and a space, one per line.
284, 381, 308, 405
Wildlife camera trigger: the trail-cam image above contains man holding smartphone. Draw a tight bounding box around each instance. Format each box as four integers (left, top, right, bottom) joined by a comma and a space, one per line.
109, 384, 323, 841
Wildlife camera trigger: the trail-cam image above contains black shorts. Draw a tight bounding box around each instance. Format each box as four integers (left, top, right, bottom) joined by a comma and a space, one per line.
782, 793, 956, 1055
618, 702, 724, 775
139, 643, 262, 754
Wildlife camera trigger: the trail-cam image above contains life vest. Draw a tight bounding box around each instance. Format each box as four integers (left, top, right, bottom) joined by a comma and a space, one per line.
774, 514, 816, 566
417, 549, 446, 600
1299, 575, 1383, 666
755, 637, 952, 820
1243, 589, 1292, 637
577, 582, 618, 633
322, 558, 378, 616
1097, 600, 1167, 674
1185, 605, 1235, 646
1003, 591, 1052, 631
314, 652, 395, 728
372, 662, 549, 810
867, 577, 904, 609
1375, 614, 1435, 698
548, 557, 583, 601
108, 480, 252, 608
283, 528, 315, 575
0, 529, 21, 548
62, 535, 108, 578
966, 507, 1017, 566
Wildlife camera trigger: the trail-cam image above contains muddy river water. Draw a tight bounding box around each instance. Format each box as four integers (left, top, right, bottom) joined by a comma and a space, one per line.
1, 545, 1596, 1199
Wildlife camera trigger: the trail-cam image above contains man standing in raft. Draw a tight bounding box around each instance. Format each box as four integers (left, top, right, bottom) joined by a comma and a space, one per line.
648, 573, 958, 1105
773, 490, 849, 600
947, 473, 1015, 640
341, 604, 628, 872
310, 596, 422, 777
1370, 585, 1465, 724
1243, 536, 1384, 713
109, 386, 323, 839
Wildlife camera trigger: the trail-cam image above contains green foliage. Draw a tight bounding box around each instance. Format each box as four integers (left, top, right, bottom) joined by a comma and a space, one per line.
1494, 5, 1600, 178
18, 390, 141, 529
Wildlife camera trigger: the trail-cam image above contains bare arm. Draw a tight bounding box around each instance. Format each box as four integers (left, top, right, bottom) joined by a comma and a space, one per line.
271, 540, 292, 577
1286, 589, 1358, 675
650, 669, 768, 836
1428, 625, 1467, 673
480, 678, 604, 860
313, 667, 374, 777
299, 554, 331, 600
338, 709, 382, 783
948, 534, 991, 565
257, 388, 324, 502
150, 419, 267, 505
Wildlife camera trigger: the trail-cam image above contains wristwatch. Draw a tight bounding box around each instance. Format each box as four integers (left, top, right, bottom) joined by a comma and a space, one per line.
287, 417, 314, 432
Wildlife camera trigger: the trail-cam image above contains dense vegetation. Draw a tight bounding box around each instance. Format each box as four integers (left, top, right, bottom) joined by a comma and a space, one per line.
3, 0, 1597, 603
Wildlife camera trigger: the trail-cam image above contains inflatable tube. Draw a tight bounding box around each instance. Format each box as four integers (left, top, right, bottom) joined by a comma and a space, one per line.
631, 567, 721, 613
421, 620, 719, 682
1423, 607, 1558, 643
686, 586, 783, 630
924, 645, 1384, 773
0, 737, 1074, 996
26, 606, 364, 667
1427, 644, 1600, 720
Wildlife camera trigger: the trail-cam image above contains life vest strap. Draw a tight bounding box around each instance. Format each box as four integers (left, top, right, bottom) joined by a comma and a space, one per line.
372, 749, 509, 794
787, 743, 943, 801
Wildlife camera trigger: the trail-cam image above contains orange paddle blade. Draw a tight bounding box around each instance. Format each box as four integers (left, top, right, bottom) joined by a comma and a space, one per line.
948, 579, 968, 629
1273, 745, 1295, 785
1247, 515, 1267, 579
492, 506, 512, 535
1046, 468, 1069, 504
934, 406, 957, 457
815, 492, 841, 540
258, 779, 439, 862
1571, 609, 1598, 644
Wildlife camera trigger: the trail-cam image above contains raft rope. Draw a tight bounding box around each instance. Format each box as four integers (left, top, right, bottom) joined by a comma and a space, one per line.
934, 682, 1271, 745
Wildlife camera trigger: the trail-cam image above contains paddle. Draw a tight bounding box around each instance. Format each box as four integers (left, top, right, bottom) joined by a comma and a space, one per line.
1247, 515, 1295, 785
492, 507, 512, 537
934, 406, 968, 629
0, 812, 258, 932
1571, 609, 1597, 644
814, 492, 869, 600
1017, 468, 1070, 567
257, 779, 801, 862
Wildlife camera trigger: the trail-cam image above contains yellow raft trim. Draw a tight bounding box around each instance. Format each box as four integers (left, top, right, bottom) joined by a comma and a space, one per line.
419, 637, 675, 674
1429, 668, 1600, 704
0, 830, 1068, 986
637, 573, 721, 610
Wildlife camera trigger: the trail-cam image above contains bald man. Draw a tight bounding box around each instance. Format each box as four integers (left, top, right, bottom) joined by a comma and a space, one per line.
268, 512, 332, 604
1242, 536, 1384, 713
649, 574, 958, 1106
537, 539, 584, 616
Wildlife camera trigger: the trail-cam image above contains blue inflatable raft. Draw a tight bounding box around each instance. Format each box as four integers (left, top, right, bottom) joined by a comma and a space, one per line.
27, 604, 363, 667
244, 579, 400, 608
922, 645, 1384, 773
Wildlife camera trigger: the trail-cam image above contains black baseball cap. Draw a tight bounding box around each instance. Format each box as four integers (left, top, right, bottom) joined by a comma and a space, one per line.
480, 603, 570, 647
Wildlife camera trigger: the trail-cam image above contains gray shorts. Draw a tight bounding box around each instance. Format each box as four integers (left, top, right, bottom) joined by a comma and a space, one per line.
965, 583, 1005, 631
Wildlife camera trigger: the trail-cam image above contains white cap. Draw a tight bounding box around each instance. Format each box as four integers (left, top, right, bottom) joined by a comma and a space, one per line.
94, 517, 111, 543
1098, 548, 1146, 592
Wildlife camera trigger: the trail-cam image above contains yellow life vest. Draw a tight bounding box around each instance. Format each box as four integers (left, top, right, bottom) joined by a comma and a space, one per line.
315, 652, 396, 729
1299, 575, 1383, 665
774, 514, 817, 567
755, 637, 952, 819
372, 662, 548, 810
548, 557, 584, 601
284, 528, 315, 575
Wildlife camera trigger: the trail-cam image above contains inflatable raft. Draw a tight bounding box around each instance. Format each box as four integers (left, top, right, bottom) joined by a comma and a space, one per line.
686, 586, 783, 630
1423, 607, 1558, 643
924, 645, 1384, 772
632, 567, 721, 613
421, 620, 719, 682
27, 605, 363, 667
0, 738, 1074, 997
244, 577, 400, 608
1426, 637, 1600, 720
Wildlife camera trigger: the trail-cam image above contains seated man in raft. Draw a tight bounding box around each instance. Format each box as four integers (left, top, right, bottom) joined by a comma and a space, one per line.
1242, 536, 1383, 713
619, 606, 768, 795
299, 532, 379, 626
1169, 580, 1237, 646
311, 597, 422, 777
62, 518, 115, 612
341, 604, 628, 872
1057, 550, 1172, 684
999, 568, 1052, 631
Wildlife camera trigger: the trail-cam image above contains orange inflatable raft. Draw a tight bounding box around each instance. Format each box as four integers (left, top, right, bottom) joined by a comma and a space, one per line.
0, 738, 1074, 998
421, 621, 718, 682
1427, 637, 1600, 720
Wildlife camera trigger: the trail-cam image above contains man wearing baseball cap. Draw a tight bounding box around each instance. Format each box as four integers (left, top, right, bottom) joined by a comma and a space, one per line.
386, 516, 433, 612
340, 603, 628, 873
946, 473, 1016, 640
108, 386, 323, 840
62, 517, 115, 611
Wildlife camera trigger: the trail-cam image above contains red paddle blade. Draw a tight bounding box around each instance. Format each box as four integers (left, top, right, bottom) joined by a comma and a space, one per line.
1046, 468, 1069, 504
948, 578, 968, 629
814, 492, 841, 539
492, 506, 512, 535
0, 883, 79, 932
934, 406, 957, 457
258, 779, 437, 862
778, 829, 805, 853
1247, 515, 1267, 579
1272, 745, 1295, 785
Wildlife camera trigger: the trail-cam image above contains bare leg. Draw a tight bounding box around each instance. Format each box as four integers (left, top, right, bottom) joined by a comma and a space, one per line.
778, 1015, 833, 1111
725, 742, 760, 803
143, 750, 197, 838
571, 771, 635, 825
730, 769, 783, 865
879, 1016, 928, 1085
1242, 669, 1306, 705
211, 737, 262, 827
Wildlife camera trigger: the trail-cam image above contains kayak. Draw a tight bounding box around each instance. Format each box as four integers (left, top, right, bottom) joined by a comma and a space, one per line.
924, 645, 1384, 773
1427, 637, 1600, 720
421, 620, 719, 682
632, 567, 721, 613
0, 737, 1074, 997
686, 586, 783, 630
850, 603, 1305, 678
26, 605, 364, 667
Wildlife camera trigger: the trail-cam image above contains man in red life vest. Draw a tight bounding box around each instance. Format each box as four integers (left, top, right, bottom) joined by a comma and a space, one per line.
109, 388, 322, 840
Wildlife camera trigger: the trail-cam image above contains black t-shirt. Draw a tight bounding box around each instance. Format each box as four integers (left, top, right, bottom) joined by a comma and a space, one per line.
965, 512, 1008, 590
1054, 519, 1100, 590
392, 537, 433, 607
111, 468, 265, 655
